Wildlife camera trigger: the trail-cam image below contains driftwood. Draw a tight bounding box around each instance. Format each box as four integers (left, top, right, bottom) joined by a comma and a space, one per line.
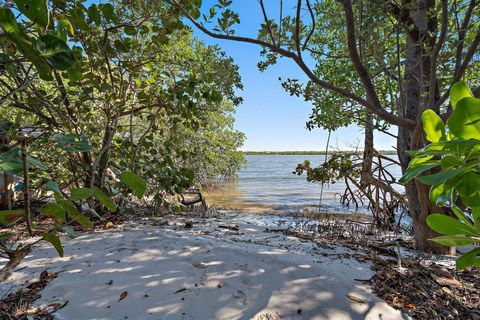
0, 243, 33, 282
180, 188, 207, 209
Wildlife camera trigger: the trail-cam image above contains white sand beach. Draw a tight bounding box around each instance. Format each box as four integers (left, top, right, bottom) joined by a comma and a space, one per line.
1, 214, 404, 320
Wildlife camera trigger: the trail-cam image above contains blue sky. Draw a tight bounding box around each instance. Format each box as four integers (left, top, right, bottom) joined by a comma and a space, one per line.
191, 1, 397, 151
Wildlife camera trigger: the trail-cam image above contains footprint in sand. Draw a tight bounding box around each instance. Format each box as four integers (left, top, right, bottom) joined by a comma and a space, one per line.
232, 289, 248, 305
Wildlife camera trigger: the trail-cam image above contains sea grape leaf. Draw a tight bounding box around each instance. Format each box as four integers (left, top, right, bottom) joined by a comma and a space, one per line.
35, 34, 75, 70
15, 0, 49, 27
92, 186, 117, 212
120, 171, 146, 198
41, 203, 66, 223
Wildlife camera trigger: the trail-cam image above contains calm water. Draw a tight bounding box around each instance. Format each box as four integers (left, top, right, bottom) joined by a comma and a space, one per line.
205, 154, 403, 214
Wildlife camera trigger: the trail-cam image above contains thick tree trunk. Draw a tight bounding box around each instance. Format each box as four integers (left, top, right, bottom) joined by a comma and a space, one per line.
397, 0, 454, 254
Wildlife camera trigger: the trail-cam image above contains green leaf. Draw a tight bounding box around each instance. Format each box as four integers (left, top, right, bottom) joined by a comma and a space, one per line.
99, 3, 117, 22
473, 207, 480, 225
0, 8, 52, 75
15, 0, 49, 27
120, 171, 146, 198
58, 199, 93, 228
456, 248, 480, 270
58, 18, 75, 36
35, 34, 75, 70
0, 147, 20, 162
42, 232, 63, 257
422, 110, 445, 142
0, 8, 20, 33
92, 186, 117, 212
451, 205, 474, 225
41, 203, 66, 223
70, 187, 92, 201
87, 4, 101, 25
0, 160, 23, 174
439, 155, 461, 168
417, 167, 467, 186
460, 192, 480, 208
426, 214, 479, 236
0, 209, 24, 225
27, 156, 48, 170
431, 235, 478, 246
67, 60, 82, 82
448, 97, 480, 140
54, 133, 91, 152
124, 26, 137, 36
409, 155, 433, 166
399, 162, 440, 184
455, 171, 480, 197
46, 181, 63, 202
429, 183, 450, 206
450, 81, 472, 110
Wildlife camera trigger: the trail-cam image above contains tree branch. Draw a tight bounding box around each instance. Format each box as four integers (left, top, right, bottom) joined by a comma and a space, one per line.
166, 0, 416, 130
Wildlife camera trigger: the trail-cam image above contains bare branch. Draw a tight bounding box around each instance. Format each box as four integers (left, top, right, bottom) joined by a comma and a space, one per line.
258, 0, 277, 48
294, 0, 302, 57
302, 0, 316, 51
427, 0, 448, 110
455, 0, 477, 74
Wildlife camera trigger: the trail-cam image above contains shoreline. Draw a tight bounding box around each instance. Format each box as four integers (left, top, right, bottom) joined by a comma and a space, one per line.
1, 212, 404, 320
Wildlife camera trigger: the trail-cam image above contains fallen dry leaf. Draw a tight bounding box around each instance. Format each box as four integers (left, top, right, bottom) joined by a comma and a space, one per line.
432, 275, 463, 288
346, 293, 367, 303
118, 291, 128, 302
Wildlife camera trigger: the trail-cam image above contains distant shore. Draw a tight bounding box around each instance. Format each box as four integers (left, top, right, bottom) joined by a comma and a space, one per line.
243, 150, 398, 155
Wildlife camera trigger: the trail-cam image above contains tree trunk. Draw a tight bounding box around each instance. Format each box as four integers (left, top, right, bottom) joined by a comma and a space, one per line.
361, 111, 374, 185
397, 0, 454, 254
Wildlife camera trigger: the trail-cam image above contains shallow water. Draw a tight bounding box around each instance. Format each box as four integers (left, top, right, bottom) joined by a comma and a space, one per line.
205, 154, 403, 214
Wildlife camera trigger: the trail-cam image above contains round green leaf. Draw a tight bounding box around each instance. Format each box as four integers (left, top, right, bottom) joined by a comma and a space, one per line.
120, 171, 146, 198
450, 81, 472, 110
41, 203, 66, 223
35, 34, 75, 70
448, 97, 480, 140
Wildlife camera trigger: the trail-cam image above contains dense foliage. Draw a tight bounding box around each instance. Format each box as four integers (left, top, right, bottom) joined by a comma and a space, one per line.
0, 0, 244, 204
401, 81, 480, 269
0, 0, 244, 281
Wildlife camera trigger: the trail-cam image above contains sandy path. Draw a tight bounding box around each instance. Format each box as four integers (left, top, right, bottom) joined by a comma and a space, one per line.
1, 215, 404, 320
